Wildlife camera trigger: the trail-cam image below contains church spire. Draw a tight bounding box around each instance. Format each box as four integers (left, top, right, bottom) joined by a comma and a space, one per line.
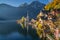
26, 11, 29, 33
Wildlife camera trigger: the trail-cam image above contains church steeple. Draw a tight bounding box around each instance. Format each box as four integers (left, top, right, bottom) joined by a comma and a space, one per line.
26, 11, 29, 33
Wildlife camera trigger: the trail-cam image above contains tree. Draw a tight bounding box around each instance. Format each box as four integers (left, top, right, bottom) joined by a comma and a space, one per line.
54, 3, 60, 9
44, 0, 60, 10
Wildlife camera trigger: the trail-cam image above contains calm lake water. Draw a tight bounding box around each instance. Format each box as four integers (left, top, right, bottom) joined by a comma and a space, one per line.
0, 32, 32, 40
0, 20, 32, 40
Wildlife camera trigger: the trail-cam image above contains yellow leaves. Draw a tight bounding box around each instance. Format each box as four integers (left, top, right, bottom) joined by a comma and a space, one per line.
17, 16, 25, 23
20, 23, 25, 28
17, 16, 26, 29
38, 23, 42, 29
35, 21, 43, 37
36, 21, 39, 25
54, 3, 60, 9
44, 2, 55, 10
36, 29, 42, 37
21, 16, 25, 22
53, 0, 60, 3
35, 21, 42, 28
45, 3, 51, 10
44, 0, 60, 10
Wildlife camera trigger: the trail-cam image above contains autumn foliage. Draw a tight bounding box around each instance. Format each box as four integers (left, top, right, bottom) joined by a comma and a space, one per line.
45, 0, 60, 10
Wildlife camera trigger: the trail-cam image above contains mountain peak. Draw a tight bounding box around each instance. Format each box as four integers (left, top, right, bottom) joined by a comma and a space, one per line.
20, 3, 28, 7
0, 3, 9, 6
31, 1, 44, 5
32, 1, 40, 3
0, 3, 14, 7
29, 1, 45, 9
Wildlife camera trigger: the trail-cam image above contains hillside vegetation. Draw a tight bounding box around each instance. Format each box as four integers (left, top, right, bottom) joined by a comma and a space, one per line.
45, 0, 60, 10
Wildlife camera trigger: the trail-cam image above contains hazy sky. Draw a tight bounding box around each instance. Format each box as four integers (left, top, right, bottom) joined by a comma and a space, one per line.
0, 0, 52, 7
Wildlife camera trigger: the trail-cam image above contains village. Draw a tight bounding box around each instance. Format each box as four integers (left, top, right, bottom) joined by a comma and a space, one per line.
17, 9, 60, 40
17, 0, 60, 40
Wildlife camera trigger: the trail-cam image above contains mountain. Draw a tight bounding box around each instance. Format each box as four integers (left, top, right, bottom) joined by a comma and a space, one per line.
0, 1, 45, 20
0, 1, 45, 34
0, 3, 19, 20
27, 1, 45, 19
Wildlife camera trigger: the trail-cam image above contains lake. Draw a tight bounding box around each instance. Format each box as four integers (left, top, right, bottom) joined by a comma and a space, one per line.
0, 32, 32, 40
0, 20, 32, 40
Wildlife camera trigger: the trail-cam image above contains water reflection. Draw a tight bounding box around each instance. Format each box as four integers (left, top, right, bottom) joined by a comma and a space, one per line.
0, 20, 32, 40
0, 32, 32, 40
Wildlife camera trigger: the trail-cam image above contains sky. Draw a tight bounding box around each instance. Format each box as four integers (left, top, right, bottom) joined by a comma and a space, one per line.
0, 0, 52, 7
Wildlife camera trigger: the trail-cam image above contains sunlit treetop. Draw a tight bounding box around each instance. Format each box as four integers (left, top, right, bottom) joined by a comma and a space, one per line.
54, 3, 60, 9
44, 0, 60, 10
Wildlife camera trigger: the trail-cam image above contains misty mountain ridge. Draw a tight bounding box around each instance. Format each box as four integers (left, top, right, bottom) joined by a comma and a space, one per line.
0, 1, 45, 20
